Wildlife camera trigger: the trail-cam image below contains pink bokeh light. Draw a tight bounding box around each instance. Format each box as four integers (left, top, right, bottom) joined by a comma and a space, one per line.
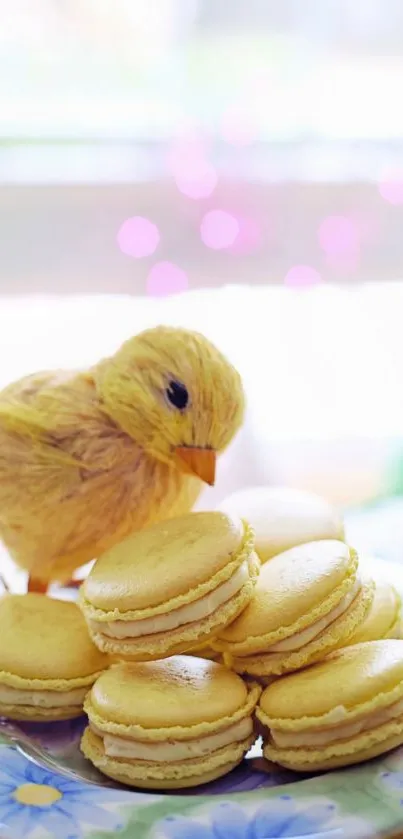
229, 215, 263, 254
378, 171, 403, 205
146, 261, 189, 297
117, 216, 160, 259
200, 210, 240, 250
284, 265, 322, 289
318, 215, 359, 257
174, 158, 217, 200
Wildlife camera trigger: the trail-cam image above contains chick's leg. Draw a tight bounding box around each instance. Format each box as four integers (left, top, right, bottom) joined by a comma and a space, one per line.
63, 579, 82, 589
27, 576, 49, 594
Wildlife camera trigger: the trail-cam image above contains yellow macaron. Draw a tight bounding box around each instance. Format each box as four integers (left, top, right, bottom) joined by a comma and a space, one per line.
0, 593, 108, 721
213, 539, 374, 677
343, 579, 401, 646
218, 486, 344, 563
257, 639, 403, 771
80, 512, 260, 661
81, 656, 260, 789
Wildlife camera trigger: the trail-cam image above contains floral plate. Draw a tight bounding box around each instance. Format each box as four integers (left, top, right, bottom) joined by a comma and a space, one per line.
1, 718, 403, 839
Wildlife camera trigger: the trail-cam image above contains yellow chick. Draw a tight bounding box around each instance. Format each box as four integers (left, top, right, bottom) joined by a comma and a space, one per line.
0, 327, 245, 592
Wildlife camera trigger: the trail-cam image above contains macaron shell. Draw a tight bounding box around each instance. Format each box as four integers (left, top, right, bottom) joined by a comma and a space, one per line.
87, 551, 260, 661
0, 594, 108, 688
259, 639, 403, 728
215, 540, 357, 653
84, 762, 240, 790
228, 579, 374, 677
218, 486, 344, 562
81, 727, 255, 789
83, 512, 246, 614
344, 582, 402, 646
90, 657, 248, 729
264, 715, 403, 772
0, 703, 84, 722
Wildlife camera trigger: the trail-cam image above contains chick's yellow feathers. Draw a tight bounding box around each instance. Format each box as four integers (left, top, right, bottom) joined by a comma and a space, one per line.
0, 327, 245, 585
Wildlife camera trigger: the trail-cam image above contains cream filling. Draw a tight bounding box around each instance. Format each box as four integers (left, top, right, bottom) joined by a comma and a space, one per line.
91, 716, 253, 762
0, 683, 88, 709
266, 577, 361, 653
90, 561, 250, 640
270, 697, 403, 748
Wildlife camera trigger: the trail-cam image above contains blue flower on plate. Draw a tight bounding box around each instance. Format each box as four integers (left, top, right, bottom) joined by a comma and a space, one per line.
159, 795, 349, 839
380, 769, 403, 794
0, 748, 127, 839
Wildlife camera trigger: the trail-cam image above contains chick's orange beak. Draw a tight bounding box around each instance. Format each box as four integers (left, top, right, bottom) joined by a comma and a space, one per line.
175, 446, 216, 486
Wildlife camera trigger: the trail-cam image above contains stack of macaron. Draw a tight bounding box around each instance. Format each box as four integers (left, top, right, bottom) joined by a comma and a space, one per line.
78, 493, 403, 784
4, 486, 403, 789
77, 510, 263, 787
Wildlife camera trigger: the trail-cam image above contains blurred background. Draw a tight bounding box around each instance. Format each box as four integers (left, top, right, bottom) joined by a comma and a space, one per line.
2, 0, 403, 565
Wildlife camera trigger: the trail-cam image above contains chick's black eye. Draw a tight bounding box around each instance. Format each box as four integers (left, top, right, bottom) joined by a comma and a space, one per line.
165, 380, 189, 410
